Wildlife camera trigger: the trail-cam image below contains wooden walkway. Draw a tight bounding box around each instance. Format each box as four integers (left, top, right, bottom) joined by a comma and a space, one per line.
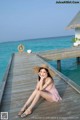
0, 53, 80, 120
38, 47, 80, 60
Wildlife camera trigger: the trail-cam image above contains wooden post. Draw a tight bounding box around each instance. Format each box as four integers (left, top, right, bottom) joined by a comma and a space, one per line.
77, 57, 80, 64
57, 60, 61, 71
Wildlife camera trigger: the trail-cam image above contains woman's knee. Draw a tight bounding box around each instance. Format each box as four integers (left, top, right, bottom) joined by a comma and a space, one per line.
47, 98, 54, 103
34, 89, 41, 95
34, 89, 38, 92
34, 88, 40, 93
35, 89, 41, 95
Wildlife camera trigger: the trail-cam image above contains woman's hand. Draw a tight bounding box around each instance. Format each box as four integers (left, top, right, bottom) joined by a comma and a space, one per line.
38, 73, 47, 80
38, 72, 47, 90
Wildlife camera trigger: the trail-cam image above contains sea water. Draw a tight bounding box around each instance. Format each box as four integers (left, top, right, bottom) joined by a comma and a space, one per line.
0, 35, 80, 87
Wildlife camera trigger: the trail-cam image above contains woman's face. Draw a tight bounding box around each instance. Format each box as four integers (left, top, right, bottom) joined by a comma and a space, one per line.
39, 68, 48, 78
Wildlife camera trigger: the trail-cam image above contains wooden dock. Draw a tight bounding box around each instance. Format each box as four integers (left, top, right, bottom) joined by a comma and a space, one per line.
0, 52, 80, 120
38, 47, 80, 71
38, 47, 80, 60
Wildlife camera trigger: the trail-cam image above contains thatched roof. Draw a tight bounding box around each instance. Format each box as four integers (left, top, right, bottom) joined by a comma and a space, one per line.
66, 11, 80, 29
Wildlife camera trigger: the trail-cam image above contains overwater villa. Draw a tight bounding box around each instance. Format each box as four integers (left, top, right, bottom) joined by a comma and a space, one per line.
67, 11, 80, 46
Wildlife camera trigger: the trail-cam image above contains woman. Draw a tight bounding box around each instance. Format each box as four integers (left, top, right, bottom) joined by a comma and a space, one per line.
18, 64, 62, 118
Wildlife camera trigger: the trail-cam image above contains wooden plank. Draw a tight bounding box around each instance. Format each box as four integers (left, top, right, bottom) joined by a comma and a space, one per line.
38, 47, 80, 60
0, 53, 80, 120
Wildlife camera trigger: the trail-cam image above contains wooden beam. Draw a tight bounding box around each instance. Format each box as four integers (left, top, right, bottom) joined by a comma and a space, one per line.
57, 60, 61, 71
77, 57, 80, 64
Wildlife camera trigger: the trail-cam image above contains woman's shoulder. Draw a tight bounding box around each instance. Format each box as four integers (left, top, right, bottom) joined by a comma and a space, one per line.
46, 77, 53, 82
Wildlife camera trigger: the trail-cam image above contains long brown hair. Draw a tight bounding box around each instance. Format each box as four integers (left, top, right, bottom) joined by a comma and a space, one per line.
38, 67, 53, 81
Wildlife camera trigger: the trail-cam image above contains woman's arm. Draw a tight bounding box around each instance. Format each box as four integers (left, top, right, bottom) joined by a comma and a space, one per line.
39, 79, 44, 90
36, 79, 44, 90
41, 78, 52, 90
36, 80, 40, 90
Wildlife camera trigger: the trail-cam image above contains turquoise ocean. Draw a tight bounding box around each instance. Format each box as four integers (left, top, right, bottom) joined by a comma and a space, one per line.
0, 35, 80, 87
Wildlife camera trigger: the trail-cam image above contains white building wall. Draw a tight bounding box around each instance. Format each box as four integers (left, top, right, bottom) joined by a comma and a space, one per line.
75, 28, 80, 39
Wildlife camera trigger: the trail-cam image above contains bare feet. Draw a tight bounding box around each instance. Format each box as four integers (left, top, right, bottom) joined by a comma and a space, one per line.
21, 108, 32, 118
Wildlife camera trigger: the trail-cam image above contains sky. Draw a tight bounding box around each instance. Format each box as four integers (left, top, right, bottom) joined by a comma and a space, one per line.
0, 0, 80, 42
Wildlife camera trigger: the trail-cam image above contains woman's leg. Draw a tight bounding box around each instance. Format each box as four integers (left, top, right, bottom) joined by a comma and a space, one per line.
20, 89, 38, 111
39, 90, 54, 102
24, 90, 53, 114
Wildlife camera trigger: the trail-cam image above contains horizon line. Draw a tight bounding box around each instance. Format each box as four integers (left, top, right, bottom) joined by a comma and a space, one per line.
0, 34, 74, 44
